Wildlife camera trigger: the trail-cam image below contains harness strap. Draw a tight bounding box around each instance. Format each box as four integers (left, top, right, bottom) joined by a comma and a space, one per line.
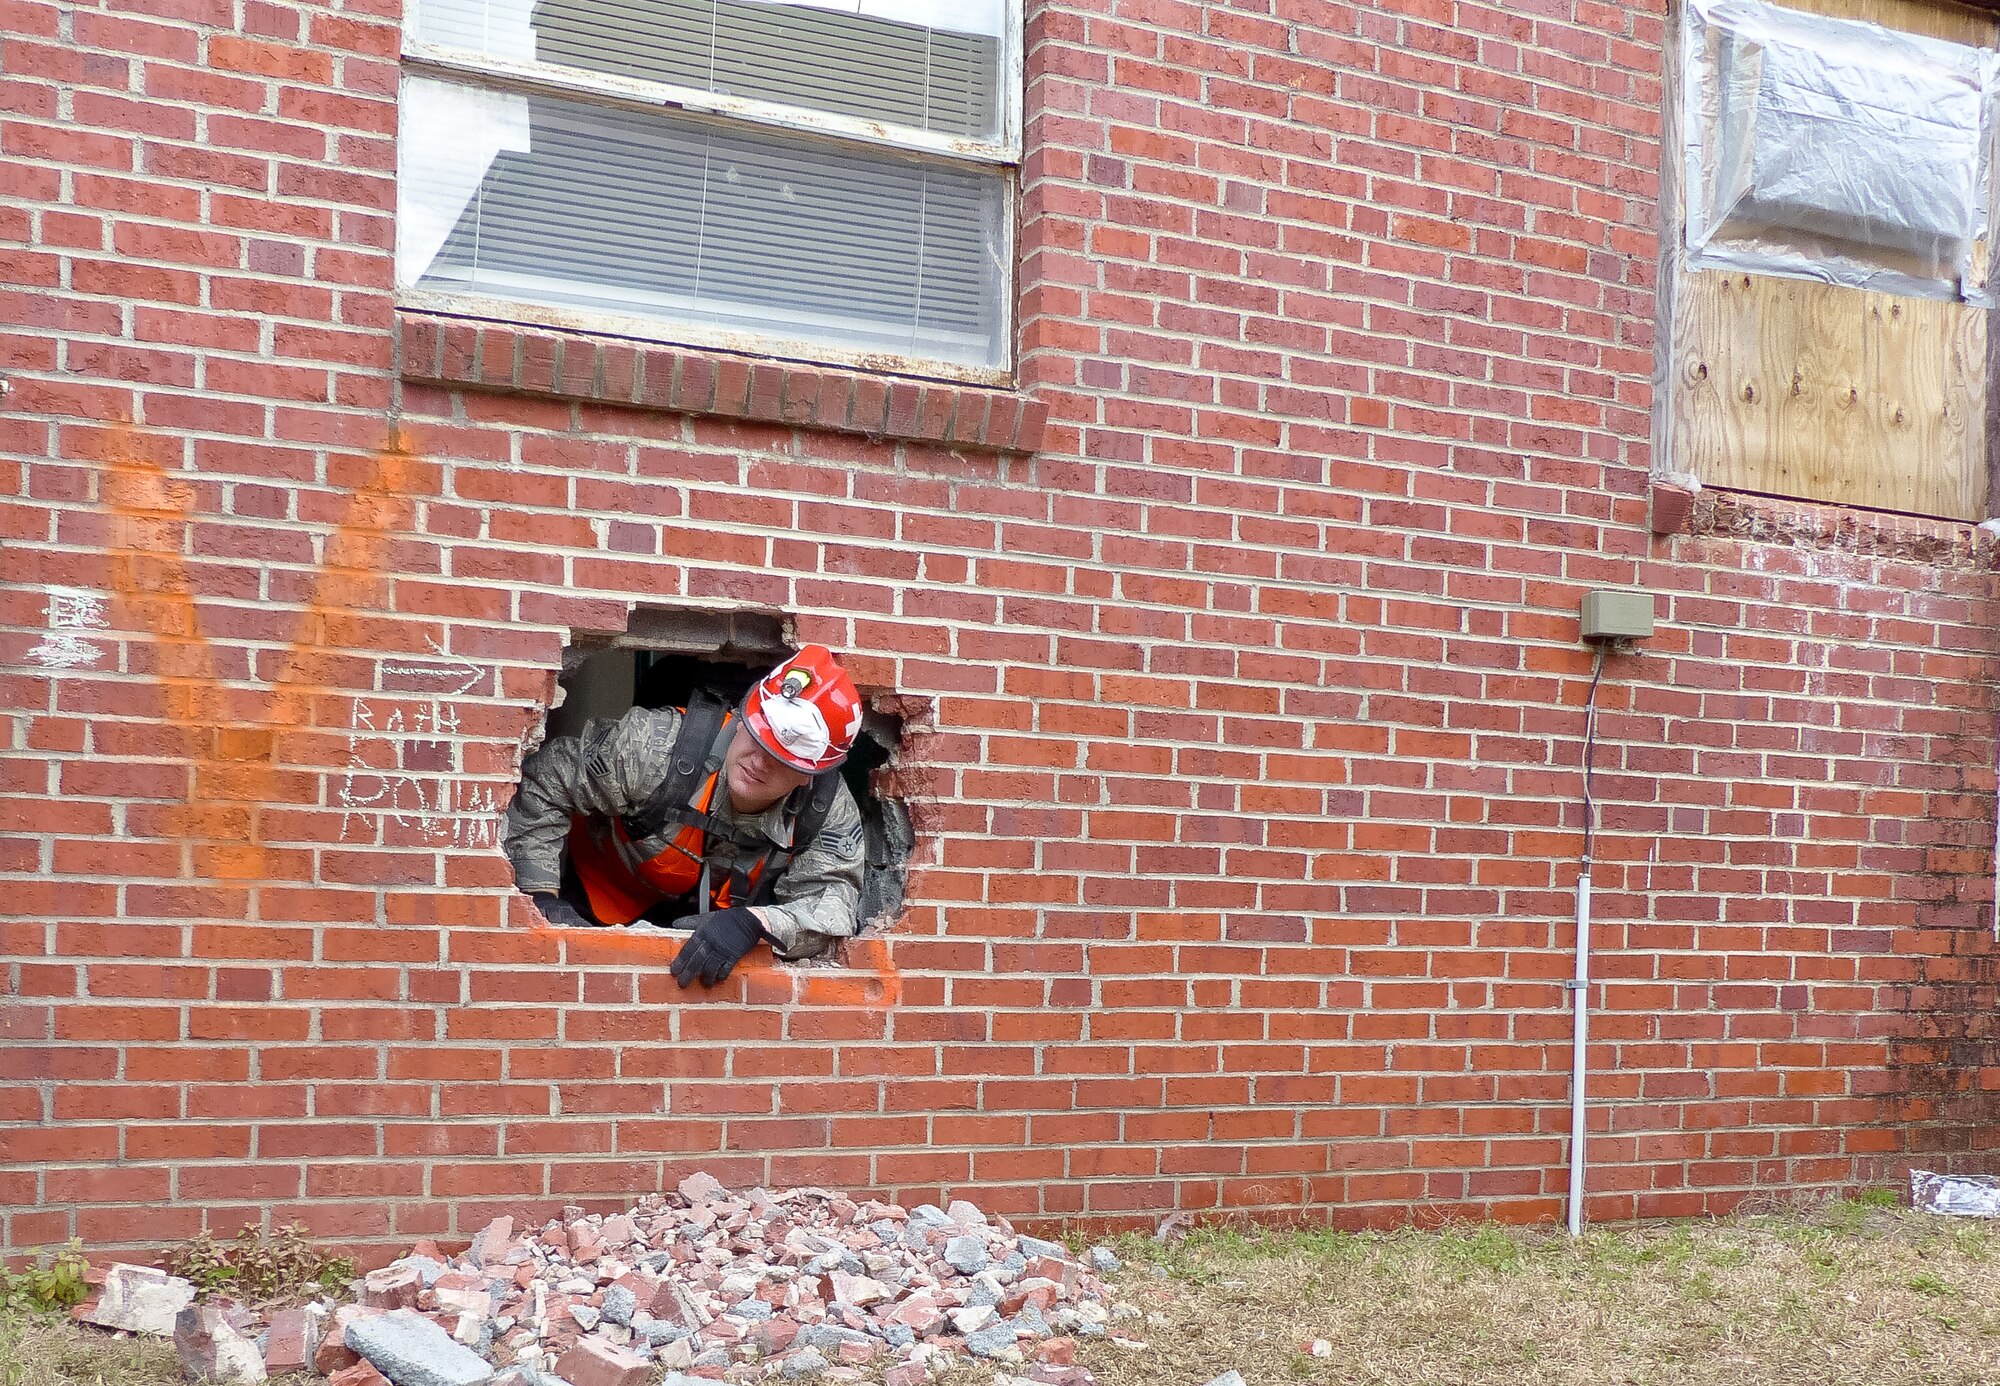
745, 768, 843, 906
625, 690, 731, 843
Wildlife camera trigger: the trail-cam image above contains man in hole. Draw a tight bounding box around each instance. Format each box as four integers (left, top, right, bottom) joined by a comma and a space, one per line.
505, 645, 868, 988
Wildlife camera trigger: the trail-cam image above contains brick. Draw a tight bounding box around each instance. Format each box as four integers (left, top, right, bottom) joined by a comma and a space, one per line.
554, 1336, 650, 1386
1651, 474, 1699, 534
359, 1266, 420, 1310
329, 1363, 389, 1386
467, 1215, 514, 1267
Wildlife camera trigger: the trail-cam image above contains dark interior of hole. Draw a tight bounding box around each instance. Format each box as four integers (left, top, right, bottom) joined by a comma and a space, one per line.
546, 645, 909, 931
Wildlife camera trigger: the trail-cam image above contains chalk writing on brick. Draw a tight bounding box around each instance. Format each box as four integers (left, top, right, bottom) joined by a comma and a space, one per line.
26, 587, 108, 670
337, 693, 503, 849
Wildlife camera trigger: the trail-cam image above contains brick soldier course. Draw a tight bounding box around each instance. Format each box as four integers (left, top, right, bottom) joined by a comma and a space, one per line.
3, 0, 1998, 1260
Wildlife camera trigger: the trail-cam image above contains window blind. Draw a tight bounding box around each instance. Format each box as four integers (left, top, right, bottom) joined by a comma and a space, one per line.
401, 75, 1008, 369
410, 0, 1005, 141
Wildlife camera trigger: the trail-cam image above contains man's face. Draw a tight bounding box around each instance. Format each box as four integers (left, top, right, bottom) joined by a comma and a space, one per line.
723, 728, 812, 813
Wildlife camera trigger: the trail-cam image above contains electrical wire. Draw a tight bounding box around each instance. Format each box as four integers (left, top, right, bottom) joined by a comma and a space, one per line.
1580, 644, 1607, 865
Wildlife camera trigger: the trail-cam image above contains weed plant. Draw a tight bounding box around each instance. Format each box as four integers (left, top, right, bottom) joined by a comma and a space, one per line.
163, 1223, 353, 1303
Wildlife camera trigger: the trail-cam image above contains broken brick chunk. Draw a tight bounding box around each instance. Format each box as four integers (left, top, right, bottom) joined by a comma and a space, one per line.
554, 1335, 651, 1386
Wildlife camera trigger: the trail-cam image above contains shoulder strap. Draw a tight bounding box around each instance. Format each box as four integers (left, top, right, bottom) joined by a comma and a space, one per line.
744, 771, 845, 906
794, 771, 843, 852
624, 690, 731, 842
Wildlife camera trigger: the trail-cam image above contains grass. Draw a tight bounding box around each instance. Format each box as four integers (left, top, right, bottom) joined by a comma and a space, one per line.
0, 1312, 185, 1386
11, 1196, 2000, 1385
0, 1312, 323, 1386
1077, 1195, 2000, 1386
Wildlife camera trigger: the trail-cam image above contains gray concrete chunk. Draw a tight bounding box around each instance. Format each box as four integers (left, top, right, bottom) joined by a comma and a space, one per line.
345, 1308, 496, 1386
389, 1255, 450, 1287
798, 1324, 870, 1352
600, 1283, 637, 1327
635, 1315, 690, 1346
781, 1348, 828, 1379
945, 1234, 990, 1275
965, 1320, 1017, 1358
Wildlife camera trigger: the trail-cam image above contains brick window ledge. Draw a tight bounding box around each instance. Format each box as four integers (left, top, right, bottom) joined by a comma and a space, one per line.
397, 312, 1047, 455
1651, 470, 1993, 563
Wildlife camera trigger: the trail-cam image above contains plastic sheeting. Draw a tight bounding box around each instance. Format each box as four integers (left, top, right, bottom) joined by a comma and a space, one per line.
1683, 0, 1997, 304
1911, 1168, 2000, 1218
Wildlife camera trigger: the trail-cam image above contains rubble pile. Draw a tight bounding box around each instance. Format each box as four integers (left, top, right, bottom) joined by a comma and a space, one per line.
80, 1174, 1136, 1386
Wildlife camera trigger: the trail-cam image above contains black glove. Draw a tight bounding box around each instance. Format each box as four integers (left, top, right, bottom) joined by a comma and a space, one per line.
670, 907, 767, 988
531, 893, 594, 929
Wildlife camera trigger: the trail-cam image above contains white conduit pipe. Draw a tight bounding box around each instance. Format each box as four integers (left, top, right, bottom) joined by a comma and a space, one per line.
1567, 647, 1607, 1238
1566, 867, 1592, 1238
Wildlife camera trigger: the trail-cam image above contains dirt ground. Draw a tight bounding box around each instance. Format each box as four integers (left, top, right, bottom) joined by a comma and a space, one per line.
9, 1195, 2000, 1386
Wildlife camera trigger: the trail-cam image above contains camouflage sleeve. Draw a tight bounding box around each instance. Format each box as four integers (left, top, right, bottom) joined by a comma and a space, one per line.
752, 779, 866, 961
504, 706, 684, 895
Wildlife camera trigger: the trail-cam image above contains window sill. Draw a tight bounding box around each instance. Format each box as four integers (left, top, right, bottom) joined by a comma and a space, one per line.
1652, 471, 1992, 565
396, 312, 1047, 455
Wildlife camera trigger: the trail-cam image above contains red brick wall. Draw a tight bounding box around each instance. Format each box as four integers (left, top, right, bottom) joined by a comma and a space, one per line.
5, 0, 1998, 1260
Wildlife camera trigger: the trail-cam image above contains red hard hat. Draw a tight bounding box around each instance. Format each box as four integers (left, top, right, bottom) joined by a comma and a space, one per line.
741, 645, 863, 774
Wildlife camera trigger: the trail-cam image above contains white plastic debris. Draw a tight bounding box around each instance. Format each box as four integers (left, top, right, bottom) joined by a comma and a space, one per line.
1912, 1168, 2000, 1217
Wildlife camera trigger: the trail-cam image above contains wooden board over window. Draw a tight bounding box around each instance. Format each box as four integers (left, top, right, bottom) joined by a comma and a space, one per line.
1664, 0, 1995, 523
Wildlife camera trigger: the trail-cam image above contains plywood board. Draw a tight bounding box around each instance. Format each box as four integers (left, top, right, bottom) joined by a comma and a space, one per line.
1672, 276, 1986, 519
1787, 0, 1992, 44
1665, 0, 1995, 522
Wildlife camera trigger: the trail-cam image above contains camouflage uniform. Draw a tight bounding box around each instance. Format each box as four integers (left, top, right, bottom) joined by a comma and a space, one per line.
504, 705, 866, 960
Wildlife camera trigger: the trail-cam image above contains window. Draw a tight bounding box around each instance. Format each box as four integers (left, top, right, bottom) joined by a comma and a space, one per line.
396, 0, 1019, 380
1662, 0, 1999, 521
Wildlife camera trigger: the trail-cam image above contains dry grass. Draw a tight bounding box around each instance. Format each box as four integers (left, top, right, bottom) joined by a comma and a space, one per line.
1077, 1194, 2000, 1386
0, 1312, 321, 1386
0, 1312, 185, 1386
10, 1197, 2000, 1386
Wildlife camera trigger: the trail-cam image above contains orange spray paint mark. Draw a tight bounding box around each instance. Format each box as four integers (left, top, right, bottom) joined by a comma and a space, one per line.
98, 432, 444, 883
93, 427, 905, 1005
542, 896, 904, 1010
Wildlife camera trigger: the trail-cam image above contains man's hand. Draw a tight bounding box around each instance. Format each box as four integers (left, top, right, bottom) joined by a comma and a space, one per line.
531, 893, 594, 929
670, 907, 767, 988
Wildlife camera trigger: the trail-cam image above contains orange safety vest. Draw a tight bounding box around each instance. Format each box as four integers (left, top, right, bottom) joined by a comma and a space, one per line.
567, 770, 770, 927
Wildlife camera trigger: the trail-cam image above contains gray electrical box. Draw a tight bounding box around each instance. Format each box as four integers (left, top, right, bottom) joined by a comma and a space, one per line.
1580, 589, 1654, 642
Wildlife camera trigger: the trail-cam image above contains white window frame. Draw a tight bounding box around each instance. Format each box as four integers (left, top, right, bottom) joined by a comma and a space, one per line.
397, 2, 1023, 386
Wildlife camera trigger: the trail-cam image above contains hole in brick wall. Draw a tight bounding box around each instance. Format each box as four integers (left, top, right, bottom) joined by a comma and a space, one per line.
538, 609, 911, 932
